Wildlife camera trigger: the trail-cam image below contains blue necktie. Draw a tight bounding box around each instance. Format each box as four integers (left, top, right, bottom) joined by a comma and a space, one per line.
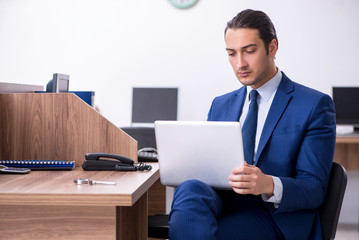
242, 90, 258, 165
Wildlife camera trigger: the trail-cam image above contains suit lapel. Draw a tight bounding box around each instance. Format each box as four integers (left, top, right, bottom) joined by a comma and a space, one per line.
255, 74, 294, 165
227, 86, 247, 121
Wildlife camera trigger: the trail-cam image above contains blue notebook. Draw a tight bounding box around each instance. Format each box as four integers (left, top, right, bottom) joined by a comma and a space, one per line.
0, 160, 75, 170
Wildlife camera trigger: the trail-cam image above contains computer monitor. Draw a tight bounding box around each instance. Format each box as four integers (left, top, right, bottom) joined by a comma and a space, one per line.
121, 127, 156, 149
332, 87, 359, 133
132, 87, 178, 124
46, 73, 69, 93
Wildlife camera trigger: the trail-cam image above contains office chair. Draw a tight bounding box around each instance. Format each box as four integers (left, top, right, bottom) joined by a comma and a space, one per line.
148, 162, 348, 240
148, 214, 169, 239
319, 161, 347, 240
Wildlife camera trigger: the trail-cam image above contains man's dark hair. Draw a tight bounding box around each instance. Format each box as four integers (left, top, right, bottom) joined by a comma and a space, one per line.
225, 9, 278, 54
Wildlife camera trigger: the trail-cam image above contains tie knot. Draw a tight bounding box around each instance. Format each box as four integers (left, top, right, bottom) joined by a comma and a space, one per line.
249, 90, 258, 102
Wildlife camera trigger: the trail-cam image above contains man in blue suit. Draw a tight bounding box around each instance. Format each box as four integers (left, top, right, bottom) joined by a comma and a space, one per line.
169, 9, 336, 240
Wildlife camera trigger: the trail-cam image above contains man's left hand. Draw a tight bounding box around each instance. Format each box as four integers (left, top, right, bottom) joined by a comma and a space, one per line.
229, 162, 274, 196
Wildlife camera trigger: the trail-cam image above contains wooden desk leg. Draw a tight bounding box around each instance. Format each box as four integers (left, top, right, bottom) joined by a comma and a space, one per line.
116, 192, 148, 240
148, 179, 166, 215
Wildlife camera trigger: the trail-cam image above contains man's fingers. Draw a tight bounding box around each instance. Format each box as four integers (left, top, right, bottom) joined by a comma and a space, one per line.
232, 164, 258, 175
229, 180, 255, 189
229, 173, 251, 182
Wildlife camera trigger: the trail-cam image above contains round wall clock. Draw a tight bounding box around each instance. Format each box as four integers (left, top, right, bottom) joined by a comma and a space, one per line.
168, 0, 199, 9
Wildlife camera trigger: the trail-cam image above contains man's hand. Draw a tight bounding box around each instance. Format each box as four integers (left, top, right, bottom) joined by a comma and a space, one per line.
229, 162, 274, 196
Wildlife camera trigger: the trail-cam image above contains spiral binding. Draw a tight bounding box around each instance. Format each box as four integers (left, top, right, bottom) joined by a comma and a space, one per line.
0, 160, 75, 170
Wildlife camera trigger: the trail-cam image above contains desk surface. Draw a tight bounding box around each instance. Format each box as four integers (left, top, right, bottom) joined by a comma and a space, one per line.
0, 163, 159, 207
336, 135, 359, 144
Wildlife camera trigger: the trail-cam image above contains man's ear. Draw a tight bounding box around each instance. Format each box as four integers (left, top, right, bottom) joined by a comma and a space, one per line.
269, 39, 278, 57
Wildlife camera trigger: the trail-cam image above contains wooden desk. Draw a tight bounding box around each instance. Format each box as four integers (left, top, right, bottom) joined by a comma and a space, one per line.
334, 136, 359, 170
0, 164, 159, 240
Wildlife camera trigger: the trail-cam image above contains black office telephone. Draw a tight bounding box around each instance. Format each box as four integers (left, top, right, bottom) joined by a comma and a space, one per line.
82, 153, 152, 171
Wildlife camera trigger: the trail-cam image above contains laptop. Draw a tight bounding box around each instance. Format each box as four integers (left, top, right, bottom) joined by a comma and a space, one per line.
154, 121, 244, 190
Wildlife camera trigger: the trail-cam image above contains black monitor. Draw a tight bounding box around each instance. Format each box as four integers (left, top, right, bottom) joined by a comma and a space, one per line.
46, 73, 70, 93
121, 127, 156, 149
333, 87, 359, 133
132, 87, 178, 123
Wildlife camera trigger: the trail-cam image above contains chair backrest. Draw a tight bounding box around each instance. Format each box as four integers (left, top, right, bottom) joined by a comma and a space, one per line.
319, 161, 347, 240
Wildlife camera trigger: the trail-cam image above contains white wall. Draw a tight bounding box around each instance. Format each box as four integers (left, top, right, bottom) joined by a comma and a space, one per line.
1, 0, 359, 224
1, 0, 359, 126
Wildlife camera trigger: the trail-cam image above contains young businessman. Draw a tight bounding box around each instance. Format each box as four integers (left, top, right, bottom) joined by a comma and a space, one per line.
169, 9, 336, 240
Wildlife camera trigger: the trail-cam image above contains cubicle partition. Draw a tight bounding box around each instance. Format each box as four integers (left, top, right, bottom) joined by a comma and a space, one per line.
0, 93, 137, 165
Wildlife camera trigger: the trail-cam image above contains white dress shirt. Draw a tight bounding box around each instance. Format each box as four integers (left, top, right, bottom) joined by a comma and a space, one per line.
239, 69, 283, 206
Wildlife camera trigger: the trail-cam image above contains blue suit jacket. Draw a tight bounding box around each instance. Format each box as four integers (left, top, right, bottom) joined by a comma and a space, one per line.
207, 72, 336, 240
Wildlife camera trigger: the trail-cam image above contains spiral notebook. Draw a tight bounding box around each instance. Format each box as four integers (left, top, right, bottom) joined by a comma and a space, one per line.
0, 160, 75, 170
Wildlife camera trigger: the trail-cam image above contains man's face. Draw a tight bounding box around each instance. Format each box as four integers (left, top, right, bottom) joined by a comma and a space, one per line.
225, 28, 277, 89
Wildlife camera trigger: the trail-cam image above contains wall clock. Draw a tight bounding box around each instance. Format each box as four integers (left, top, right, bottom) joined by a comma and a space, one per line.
168, 0, 199, 9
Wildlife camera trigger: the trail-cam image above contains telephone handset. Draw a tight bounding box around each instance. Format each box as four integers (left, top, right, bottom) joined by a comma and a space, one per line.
82, 153, 152, 171
85, 152, 134, 164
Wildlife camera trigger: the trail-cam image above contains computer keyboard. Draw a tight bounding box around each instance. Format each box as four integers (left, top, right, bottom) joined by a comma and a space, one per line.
138, 148, 158, 162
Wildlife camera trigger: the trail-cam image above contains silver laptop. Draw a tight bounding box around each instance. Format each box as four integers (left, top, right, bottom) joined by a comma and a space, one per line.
154, 121, 244, 190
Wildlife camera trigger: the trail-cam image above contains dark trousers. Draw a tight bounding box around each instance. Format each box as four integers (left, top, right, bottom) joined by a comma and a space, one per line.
169, 179, 285, 240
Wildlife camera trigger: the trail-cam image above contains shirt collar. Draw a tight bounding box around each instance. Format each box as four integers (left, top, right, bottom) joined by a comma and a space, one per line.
246, 68, 282, 102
